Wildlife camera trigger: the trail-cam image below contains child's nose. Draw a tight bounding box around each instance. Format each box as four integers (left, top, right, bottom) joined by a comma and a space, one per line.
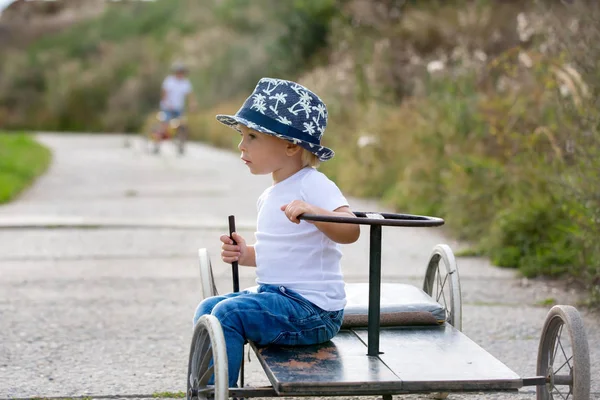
238, 138, 246, 151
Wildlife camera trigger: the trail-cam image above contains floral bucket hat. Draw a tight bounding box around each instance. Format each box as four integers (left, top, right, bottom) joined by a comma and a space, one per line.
216, 77, 334, 161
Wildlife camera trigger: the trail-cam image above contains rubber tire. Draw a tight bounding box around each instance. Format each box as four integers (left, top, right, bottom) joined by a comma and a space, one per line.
187, 315, 229, 400
198, 248, 219, 299
537, 305, 590, 400
176, 125, 187, 155
423, 244, 462, 331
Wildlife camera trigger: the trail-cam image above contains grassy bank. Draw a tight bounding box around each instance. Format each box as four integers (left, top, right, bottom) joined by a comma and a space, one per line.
0, 133, 52, 203
319, 2, 600, 305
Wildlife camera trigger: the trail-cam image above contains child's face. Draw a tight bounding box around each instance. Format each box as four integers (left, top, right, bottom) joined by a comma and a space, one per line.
238, 125, 292, 177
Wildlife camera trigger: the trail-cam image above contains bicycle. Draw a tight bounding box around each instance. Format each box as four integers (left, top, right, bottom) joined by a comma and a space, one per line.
145, 110, 188, 155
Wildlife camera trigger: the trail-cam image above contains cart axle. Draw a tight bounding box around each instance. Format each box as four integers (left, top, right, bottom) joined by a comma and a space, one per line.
522, 375, 573, 387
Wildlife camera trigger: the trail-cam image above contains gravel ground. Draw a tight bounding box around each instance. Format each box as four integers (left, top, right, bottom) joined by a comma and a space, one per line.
0, 134, 598, 400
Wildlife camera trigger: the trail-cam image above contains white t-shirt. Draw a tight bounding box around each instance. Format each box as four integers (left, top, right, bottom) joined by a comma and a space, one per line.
160, 75, 192, 111
254, 167, 349, 311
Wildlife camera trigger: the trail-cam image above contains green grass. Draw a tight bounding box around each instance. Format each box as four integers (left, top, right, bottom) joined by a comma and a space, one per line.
0, 133, 52, 203
455, 248, 486, 257
152, 391, 186, 398
537, 297, 557, 307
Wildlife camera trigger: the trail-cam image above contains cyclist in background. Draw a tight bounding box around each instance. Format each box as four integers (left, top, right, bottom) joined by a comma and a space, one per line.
157, 61, 196, 138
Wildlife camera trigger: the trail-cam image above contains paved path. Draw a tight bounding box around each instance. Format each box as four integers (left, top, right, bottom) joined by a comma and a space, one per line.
0, 133, 598, 399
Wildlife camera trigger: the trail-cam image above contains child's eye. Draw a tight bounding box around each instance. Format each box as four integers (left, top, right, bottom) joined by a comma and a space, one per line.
249, 133, 257, 139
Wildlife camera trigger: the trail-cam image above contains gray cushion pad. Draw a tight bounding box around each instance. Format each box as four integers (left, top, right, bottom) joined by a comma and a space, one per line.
342, 283, 446, 328
242, 283, 446, 328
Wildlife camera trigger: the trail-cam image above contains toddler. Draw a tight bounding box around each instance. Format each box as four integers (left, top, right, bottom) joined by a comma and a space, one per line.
193, 77, 360, 387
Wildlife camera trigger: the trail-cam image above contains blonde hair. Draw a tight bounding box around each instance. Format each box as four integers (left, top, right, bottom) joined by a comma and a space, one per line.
301, 148, 320, 168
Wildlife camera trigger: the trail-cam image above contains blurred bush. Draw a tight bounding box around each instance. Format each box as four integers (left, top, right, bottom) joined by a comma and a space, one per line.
0, 0, 338, 132
313, 0, 599, 302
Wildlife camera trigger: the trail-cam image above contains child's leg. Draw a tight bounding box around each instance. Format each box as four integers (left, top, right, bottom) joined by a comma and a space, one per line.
210, 284, 344, 387
192, 291, 248, 327
191, 291, 253, 388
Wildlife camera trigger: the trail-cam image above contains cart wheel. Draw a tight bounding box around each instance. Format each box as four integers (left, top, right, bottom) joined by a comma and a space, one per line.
187, 315, 229, 400
198, 248, 219, 298
423, 244, 462, 331
536, 305, 590, 400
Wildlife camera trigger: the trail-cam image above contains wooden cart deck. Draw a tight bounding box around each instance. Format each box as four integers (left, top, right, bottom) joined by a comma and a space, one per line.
252, 324, 522, 396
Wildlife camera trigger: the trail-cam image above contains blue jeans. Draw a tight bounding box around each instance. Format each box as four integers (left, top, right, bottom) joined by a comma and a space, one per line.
160, 108, 182, 121
193, 284, 344, 387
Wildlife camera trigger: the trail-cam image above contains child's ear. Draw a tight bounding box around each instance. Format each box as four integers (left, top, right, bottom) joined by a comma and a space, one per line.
285, 143, 302, 156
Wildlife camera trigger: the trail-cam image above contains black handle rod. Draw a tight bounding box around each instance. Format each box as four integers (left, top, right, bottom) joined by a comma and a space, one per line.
228, 215, 240, 293
367, 224, 382, 356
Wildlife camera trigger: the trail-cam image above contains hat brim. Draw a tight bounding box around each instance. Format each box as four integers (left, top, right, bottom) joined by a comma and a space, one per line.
216, 114, 334, 161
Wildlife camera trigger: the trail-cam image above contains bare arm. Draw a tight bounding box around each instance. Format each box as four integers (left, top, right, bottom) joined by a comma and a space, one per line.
310, 206, 360, 244
281, 203, 360, 244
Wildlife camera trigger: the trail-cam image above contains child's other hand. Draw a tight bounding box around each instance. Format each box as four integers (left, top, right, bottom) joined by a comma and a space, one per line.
280, 200, 315, 224
220, 232, 246, 264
